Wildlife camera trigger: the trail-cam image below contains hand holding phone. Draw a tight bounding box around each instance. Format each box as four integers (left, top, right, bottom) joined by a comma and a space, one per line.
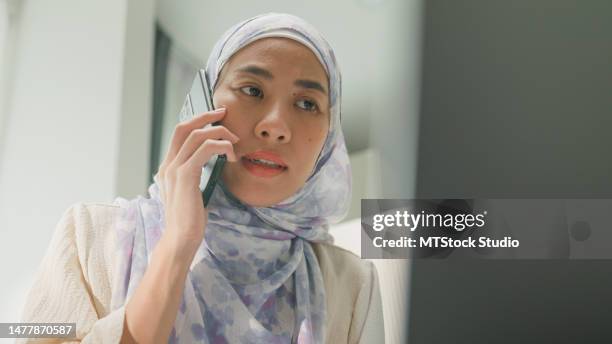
153, 69, 238, 260
179, 70, 228, 207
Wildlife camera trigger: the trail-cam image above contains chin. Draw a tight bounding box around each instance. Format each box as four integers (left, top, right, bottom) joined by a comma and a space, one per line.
226, 183, 289, 207
220, 174, 285, 208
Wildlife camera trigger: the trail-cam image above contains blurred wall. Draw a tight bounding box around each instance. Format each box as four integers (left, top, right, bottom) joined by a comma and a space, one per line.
0, 0, 154, 323
412, 1, 612, 343
117, 0, 155, 199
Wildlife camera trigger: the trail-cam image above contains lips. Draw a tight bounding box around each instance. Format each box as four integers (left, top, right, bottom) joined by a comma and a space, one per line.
241, 150, 288, 178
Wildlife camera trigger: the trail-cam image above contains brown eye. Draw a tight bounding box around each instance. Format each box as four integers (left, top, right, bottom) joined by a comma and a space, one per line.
240, 86, 263, 98
296, 99, 319, 112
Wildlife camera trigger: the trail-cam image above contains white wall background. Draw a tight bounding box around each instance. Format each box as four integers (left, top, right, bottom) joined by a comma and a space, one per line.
0, 0, 154, 335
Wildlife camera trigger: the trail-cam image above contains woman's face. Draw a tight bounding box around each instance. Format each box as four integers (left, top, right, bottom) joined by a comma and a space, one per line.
213, 37, 330, 207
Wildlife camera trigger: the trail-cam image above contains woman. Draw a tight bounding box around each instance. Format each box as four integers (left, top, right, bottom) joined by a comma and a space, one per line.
19, 13, 384, 343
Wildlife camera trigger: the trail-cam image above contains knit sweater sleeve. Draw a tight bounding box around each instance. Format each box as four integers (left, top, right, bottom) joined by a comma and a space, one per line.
350, 261, 386, 344
17, 203, 126, 344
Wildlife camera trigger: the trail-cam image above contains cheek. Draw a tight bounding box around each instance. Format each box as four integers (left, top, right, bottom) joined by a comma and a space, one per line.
212, 89, 234, 108
213, 92, 252, 135
300, 122, 329, 166
307, 126, 324, 143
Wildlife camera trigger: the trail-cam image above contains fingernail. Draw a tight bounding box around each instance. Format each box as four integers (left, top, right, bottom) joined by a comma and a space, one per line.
212, 107, 226, 113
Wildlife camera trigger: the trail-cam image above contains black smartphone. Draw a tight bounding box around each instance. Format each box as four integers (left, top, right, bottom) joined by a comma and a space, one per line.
179, 69, 226, 207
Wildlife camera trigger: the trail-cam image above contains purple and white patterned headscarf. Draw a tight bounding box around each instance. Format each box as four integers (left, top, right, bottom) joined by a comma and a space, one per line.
111, 13, 351, 343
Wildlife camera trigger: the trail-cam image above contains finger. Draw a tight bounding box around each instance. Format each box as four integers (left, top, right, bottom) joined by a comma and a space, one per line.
174, 126, 239, 166
183, 140, 237, 174
153, 172, 168, 205
165, 108, 227, 162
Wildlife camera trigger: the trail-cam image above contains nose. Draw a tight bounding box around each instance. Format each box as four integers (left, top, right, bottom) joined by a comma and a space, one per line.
254, 104, 292, 143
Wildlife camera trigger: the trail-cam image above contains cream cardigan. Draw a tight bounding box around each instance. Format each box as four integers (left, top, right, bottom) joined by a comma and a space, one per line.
18, 203, 385, 343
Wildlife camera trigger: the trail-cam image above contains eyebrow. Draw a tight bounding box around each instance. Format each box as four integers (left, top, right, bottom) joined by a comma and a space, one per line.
237, 65, 273, 79
295, 79, 327, 95
236, 64, 328, 95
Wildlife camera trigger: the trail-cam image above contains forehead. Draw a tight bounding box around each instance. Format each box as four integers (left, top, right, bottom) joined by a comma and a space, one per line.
220, 37, 329, 86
